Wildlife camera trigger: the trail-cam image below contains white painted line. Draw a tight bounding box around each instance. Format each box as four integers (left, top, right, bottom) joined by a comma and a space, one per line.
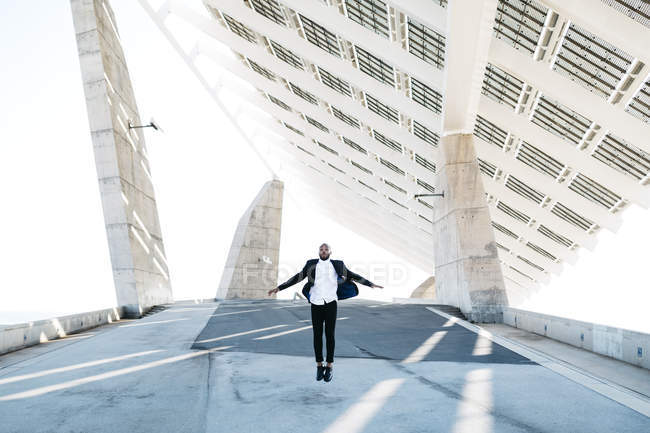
119, 318, 189, 328
0, 350, 164, 385
253, 325, 313, 340
425, 306, 650, 417
0, 347, 232, 401
210, 309, 262, 317
196, 325, 287, 344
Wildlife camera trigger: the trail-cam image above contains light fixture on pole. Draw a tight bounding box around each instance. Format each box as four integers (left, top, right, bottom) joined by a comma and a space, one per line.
128, 117, 163, 133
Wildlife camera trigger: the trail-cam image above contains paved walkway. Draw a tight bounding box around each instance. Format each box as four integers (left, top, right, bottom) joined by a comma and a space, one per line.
0, 299, 648, 433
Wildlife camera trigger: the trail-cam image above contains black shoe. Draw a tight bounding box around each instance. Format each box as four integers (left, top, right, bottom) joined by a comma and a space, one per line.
323, 366, 333, 382
316, 365, 325, 381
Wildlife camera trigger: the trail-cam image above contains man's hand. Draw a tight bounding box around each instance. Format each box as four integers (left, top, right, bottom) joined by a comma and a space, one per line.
371, 284, 384, 289
268, 288, 279, 296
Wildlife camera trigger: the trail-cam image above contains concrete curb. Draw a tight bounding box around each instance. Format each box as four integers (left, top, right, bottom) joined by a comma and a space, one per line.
425, 306, 650, 418
0, 307, 126, 356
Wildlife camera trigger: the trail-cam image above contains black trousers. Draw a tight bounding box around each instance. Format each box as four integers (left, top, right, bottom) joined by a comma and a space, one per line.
310, 300, 337, 363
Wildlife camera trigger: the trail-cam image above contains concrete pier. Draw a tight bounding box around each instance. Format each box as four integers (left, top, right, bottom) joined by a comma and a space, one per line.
433, 133, 508, 323
70, 0, 172, 316
217, 179, 284, 299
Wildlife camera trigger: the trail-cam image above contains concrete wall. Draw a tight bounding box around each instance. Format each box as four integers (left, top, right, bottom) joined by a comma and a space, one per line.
0, 307, 125, 356
433, 134, 508, 322
217, 180, 284, 299
503, 307, 650, 370
70, 0, 172, 317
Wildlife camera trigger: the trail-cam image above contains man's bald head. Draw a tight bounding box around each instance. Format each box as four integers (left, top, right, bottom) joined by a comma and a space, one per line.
319, 243, 331, 260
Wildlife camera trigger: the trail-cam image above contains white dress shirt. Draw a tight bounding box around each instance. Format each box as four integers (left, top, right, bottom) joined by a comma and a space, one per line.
310, 258, 338, 305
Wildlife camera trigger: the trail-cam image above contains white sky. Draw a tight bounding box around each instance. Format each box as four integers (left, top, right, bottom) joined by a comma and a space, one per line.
0, 1, 648, 333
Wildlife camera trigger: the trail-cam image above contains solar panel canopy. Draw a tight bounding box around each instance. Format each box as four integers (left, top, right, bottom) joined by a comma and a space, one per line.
145, 0, 650, 297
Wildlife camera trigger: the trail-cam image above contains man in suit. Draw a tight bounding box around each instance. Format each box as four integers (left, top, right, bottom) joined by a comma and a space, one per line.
268, 243, 382, 382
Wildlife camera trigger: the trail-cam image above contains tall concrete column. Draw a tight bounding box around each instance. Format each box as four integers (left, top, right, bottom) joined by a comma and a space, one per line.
71, 0, 173, 317
217, 180, 284, 300
433, 134, 508, 322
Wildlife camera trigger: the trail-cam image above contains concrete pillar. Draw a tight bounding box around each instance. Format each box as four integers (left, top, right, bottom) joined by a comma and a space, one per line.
410, 276, 436, 299
217, 180, 284, 299
433, 134, 508, 322
71, 0, 173, 317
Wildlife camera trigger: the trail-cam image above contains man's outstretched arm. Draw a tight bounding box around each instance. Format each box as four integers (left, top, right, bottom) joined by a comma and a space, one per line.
344, 264, 383, 288
268, 261, 309, 295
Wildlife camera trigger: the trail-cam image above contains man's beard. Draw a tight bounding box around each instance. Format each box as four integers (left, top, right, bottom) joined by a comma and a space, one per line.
320, 252, 330, 260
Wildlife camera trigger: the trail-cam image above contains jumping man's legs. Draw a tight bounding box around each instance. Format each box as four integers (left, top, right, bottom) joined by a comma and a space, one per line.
311, 303, 325, 365
324, 300, 337, 365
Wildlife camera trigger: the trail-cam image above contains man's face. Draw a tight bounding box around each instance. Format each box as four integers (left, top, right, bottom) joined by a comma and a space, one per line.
319, 244, 331, 260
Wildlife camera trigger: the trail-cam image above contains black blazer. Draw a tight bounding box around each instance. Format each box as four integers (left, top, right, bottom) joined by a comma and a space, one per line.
277, 259, 374, 300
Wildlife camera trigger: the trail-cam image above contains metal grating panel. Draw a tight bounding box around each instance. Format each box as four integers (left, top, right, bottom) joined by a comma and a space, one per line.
509, 266, 535, 281
493, 0, 548, 55
365, 93, 400, 123
343, 136, 367, 154
223, 13, 257, 43
516, 141, 565, 178
417, 179, 435, 193
478, 158, 497, 178
601, 0, 650, 28
418, 199, 434, 210
518, 255, 545, 272
351, 160, 372, 174
569, 173, 622, 209
270, 40, 304, 69
385, 179, 407, 194
526, 241, 557, 261
300, 14, 341, 57
290, 82, 319, 105
474, 115, 508, 148
328, 163, 345, 174
538, 224, 574, 248
551, 202, 595, 231
247, 58, 276, 81
250, 0, 286, 26
592, 133, 650, 180
407, 17, 445, 69
388, 197, 409, 209
492, 221, 519, 239
345, 0, 390, 38
497, 201, 531, 223
410, 78, 443, 114
318, 141, 338, 155
553, 24, 633, 99
505, 175, 546, 204
283, 122, 304, 135
482, 63, 525, 109
268, 94, 291, 111
332, 106, 361, 129
374, 130, 403, 153
359, 179, 377, 191
413, 121, 439, 147
317, 67, 353, 97
355, 45, 395, 87
380, 157, 405, 175
415, 154, 436, 173
305, 115, 330, 132
297, 145, 315, 156
625, 79, 650, 123
531, 95, 592, 146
